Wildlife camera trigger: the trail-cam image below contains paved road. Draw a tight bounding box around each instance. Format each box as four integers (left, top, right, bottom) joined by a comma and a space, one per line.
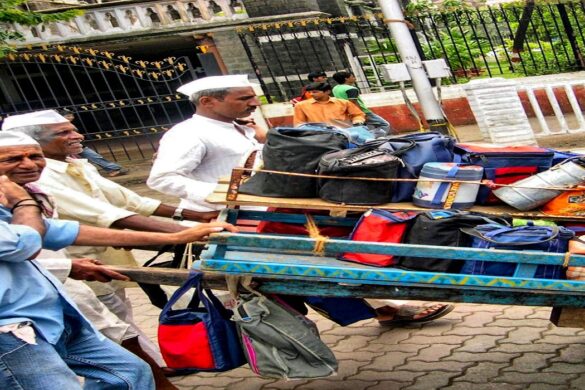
128, 285, 585, 390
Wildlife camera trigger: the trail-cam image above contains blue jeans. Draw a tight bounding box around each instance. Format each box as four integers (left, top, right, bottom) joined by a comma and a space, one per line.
79, 147, 122, 173
365, 112, 391, 136
0, 317, 155, 390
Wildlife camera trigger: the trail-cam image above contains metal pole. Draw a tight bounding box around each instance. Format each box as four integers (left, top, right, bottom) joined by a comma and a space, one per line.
379, 0, 448, 133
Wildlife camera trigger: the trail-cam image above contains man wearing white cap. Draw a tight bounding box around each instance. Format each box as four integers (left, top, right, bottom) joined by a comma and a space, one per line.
2, 109, 229, 381
0, 130, 187, 389
0, 138, 237, 388
147, 75, 265, 212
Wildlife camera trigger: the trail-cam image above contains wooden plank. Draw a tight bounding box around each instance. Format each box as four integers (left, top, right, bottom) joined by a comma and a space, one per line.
232, 210, 359, 227
207, 233, 585, 266
201, 257, 585, 293
207, 179, 585, 222
106, 266, 585, 307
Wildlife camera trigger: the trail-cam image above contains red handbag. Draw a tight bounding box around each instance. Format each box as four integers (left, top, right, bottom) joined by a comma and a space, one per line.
158, 271, 245, 373
341, 210, 418, 267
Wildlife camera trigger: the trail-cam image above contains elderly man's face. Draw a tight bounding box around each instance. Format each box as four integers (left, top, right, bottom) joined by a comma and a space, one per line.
205, 87, 260, 121
40, 122, 84, 159
0, 145, 46, 185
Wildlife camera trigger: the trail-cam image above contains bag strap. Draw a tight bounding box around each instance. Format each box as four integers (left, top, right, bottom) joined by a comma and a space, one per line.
372, 209, 418, 223
386, 139, 416, 157
460, 225, 561, 246
196, 281, 232, 319
142, 245, 174, 267
447, 212, 510, 227
297, 122, 338, 130
432, 138, 454, 162
160, 270, 203, 318
431, 165, 459, 206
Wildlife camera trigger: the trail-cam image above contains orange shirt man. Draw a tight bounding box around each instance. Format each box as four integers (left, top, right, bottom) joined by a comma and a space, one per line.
293, 82, 366, 127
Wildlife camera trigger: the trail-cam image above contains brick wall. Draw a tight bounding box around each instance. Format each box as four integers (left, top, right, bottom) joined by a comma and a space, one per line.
211, 30, 255, 75
261, 86, 585, 133
315, 0, 349, 16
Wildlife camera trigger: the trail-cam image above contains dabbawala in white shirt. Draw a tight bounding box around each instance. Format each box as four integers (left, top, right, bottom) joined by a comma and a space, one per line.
147, 114, 260, 212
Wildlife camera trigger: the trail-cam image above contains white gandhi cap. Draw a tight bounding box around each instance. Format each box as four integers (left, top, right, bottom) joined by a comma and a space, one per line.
0, 131, 40, 147
177, 75, 259, 96
1, 110, 69, 131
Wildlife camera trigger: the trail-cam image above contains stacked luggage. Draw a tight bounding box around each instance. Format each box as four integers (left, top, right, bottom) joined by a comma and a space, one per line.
240, 124, 585, 216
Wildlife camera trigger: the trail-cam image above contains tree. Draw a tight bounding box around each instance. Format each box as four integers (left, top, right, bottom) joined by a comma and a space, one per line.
0, 0, 82, 57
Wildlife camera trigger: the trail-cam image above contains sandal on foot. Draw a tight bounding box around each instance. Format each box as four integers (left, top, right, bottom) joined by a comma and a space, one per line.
378, 303, 454, 326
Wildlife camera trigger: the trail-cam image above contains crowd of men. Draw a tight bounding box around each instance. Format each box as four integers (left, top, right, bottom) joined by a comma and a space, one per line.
0, 73, 451, 389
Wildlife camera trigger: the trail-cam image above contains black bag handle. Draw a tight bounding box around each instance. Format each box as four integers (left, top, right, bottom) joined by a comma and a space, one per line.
336, 139, 414, 164
376, 139, 416, 157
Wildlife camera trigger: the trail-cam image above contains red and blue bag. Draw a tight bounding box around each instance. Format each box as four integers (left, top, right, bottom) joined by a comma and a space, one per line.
340, 209, 419, 267
454, 144, 554, 205
158, 271, 245, 373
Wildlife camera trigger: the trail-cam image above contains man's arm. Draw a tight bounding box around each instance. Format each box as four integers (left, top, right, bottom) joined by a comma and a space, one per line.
293, 104, 309, 126
151, 204, 218, 223
345, 101, 366, 124
69, 258, 130, 283
0, 220, 42, 261
345, 88, 364, 111
73, 222, 237, 247
0, 176, 45, 236
38, 180, 207, 232
36, 257, 129, 283
110, 213, 185, 233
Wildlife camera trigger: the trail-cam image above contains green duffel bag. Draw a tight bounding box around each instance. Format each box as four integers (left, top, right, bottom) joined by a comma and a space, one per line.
232, 293, 338, 379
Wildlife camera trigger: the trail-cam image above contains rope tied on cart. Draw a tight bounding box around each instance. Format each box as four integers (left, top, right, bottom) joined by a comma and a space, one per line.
234, 167, 585, 192
563, 252, 572, 268
305, 214, 328, 256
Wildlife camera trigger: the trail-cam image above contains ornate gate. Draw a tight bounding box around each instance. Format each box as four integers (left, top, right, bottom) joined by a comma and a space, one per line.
0, 45, 201, 161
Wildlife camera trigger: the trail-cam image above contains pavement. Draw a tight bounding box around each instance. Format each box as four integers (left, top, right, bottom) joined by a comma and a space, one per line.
111, 125, 585, 390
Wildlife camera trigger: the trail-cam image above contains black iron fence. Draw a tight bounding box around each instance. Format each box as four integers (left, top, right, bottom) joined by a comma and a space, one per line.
0, 46, 200, 161
238, 1, 585, 102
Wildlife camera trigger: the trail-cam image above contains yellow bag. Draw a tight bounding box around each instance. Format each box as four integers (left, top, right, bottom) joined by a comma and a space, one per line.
542, 190, 585, 216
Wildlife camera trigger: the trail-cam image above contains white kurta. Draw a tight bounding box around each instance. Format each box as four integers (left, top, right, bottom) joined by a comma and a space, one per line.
147, 114, 260, 211
36, 252, 132, 343
36, 158, 161, 296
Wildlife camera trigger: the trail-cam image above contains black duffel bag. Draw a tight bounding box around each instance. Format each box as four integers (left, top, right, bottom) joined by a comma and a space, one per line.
396, 211, 510, 272
240, 127, 349, 198
317, 139, 414, 205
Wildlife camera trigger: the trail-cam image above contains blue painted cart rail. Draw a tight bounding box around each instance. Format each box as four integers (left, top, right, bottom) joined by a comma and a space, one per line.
199, 209, 585, 307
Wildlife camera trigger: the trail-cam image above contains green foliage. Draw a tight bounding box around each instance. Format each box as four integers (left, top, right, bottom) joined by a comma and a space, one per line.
404, 0, 484, 16
404, 0, 437, 16
0, 0, 83, 56
509, 38, 577, 75
422, 26, 491, 71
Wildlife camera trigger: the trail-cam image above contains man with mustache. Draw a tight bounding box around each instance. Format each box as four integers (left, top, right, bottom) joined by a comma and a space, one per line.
148, 74, 265, 214
2, 109, 222, 379
0, 171, 235, 389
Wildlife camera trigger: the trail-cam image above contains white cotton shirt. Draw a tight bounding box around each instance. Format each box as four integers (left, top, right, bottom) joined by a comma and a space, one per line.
147, 114, 260, 211
36, 158, 161, 296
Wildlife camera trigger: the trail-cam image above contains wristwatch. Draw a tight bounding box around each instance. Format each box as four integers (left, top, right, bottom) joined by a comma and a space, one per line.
172, 207, 184, 221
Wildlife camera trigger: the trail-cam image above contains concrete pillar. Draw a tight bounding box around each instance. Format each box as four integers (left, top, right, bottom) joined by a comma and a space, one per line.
463, 78, 537, 146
